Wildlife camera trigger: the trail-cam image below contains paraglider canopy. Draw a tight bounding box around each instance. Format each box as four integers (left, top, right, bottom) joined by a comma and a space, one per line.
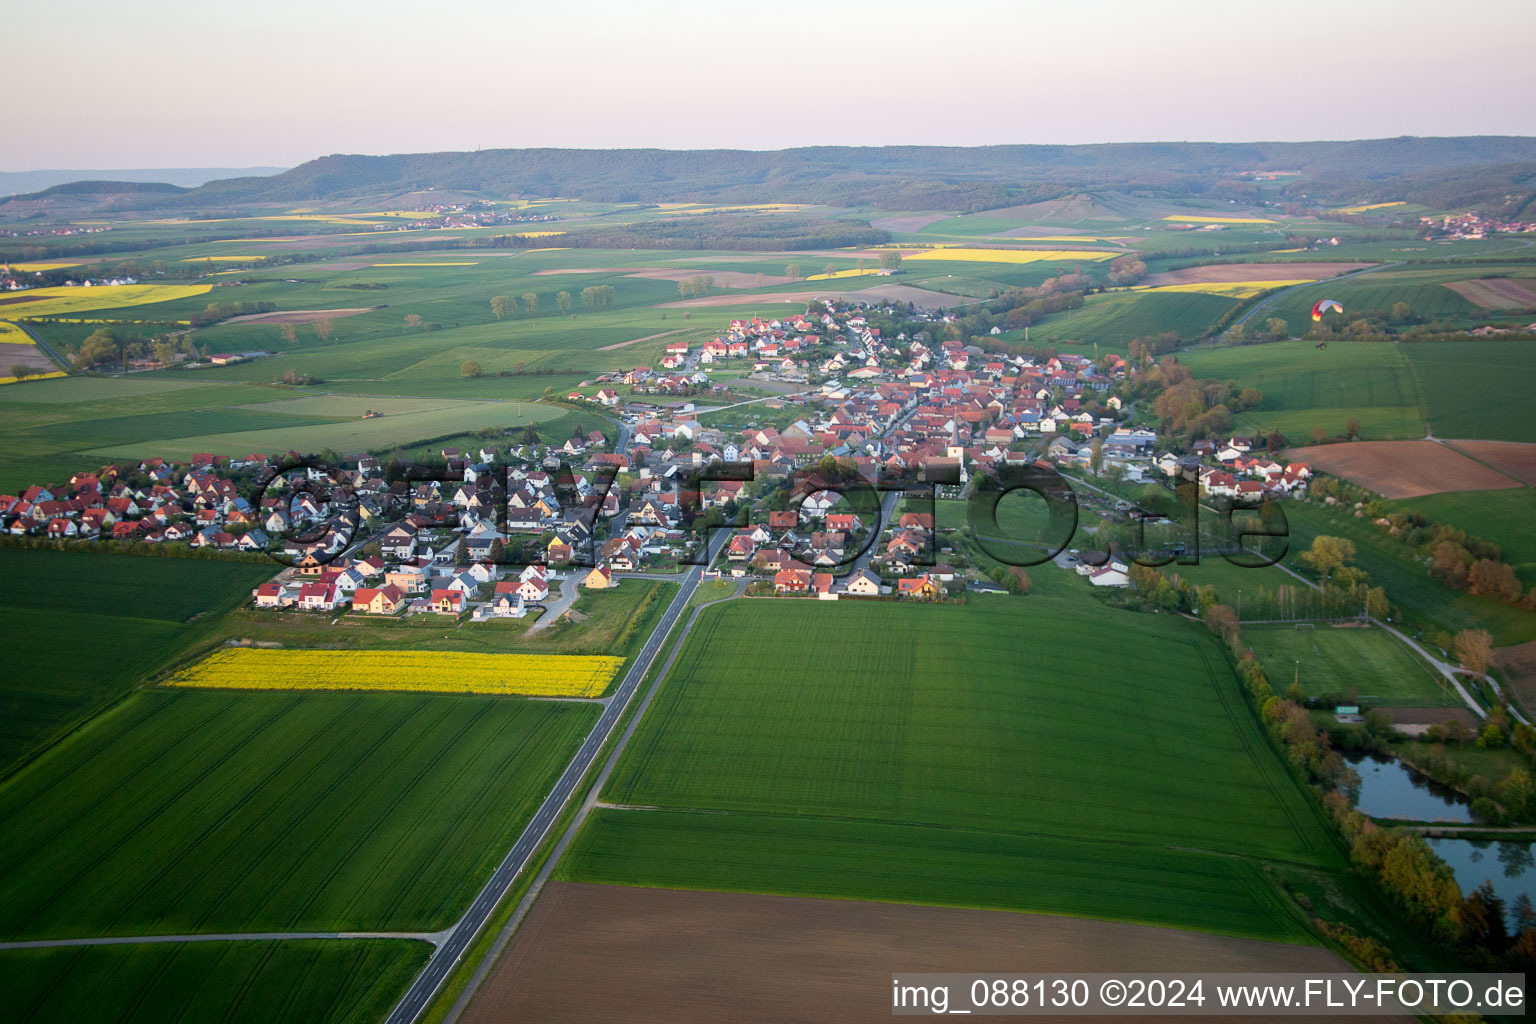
1311, 299, 1343, 322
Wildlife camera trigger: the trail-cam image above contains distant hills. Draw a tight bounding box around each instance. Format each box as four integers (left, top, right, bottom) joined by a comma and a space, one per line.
0, 166, 286, 196
6, 140, 1536, 216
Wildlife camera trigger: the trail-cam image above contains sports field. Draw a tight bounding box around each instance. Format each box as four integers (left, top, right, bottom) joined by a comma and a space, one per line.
0, 939, 427, 1024
1182, 341, 1425, 440
560, 598, 1337, 941
1243, 623, 1450, 706
0, 690, 596, 939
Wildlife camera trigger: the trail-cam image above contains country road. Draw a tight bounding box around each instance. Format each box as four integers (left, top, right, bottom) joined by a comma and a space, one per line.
439, 579, 748, 1024
381, 528, 730, 1024
9, 319, 72, 374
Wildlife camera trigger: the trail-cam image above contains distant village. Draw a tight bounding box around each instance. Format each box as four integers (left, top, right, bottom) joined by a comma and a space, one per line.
0, 300, 1315, 618
1421, 211, 1536, 240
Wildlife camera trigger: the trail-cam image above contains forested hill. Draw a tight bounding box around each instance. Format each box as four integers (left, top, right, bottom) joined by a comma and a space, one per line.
178, 138, 1536, 208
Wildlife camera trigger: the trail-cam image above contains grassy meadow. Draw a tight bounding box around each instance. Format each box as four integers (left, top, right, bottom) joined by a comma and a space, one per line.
1182, 341, 1425, 440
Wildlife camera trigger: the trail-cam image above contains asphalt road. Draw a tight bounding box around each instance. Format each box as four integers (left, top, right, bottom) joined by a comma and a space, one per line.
381, 529, 728, 1024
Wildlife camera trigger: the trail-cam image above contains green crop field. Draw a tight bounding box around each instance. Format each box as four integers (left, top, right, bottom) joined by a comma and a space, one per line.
1260, 266, 1536, 331
0, 690, 596, 939
560, 597, 1338, 941
0, 370, 571, 489
1243, 623, 1452, 706
0, 550, 273, 772
1026, 290, 1240, 346
78, 397, 562, 461
1182, 341, 1425, 440
565, 810, 1303, 941
1401, 341, 1536, 442
0, 939, 427, 1024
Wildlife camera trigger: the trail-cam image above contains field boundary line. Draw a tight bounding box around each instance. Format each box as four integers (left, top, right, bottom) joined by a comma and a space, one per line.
0, 930, 444, 951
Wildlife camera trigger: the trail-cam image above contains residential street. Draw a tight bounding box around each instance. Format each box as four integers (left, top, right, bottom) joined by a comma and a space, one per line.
381, 530, 729, 1024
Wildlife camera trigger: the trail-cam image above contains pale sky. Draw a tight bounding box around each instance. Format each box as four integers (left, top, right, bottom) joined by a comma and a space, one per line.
5, 0, 1535, 169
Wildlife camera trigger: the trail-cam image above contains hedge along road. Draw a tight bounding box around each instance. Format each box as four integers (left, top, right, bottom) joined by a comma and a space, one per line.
381, 528, 731, 1024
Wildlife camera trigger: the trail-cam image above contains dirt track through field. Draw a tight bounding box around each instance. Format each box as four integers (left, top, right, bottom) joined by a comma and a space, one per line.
460, 883, 1371, 1024
1285, 440, 1522, 499
597, 329, 688, 352
1143, 263, 1376, 287
221, 306, 382, 325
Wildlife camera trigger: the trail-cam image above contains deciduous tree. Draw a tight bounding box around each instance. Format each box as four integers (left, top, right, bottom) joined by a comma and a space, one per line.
1454, 628, 1493, 675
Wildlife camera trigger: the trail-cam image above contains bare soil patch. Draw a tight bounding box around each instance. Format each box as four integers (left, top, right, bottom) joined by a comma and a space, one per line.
1493, 641, 1536, 710
1144, 263, 1376, 287
1442, 277, 1536, 310
1384, 706, 1480, 728
222, 307, 382, 326
1442, 440, 1536, 486
1, 345, 60, 377
597, 329, 688, 352
1285, 440, 1521, 499
461, 883, 1362, 1024
870, 214, 949, 233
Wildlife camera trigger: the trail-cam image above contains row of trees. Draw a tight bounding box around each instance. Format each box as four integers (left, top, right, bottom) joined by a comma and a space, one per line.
1207, 604, 1536, 967
1306, 475, 1536, 610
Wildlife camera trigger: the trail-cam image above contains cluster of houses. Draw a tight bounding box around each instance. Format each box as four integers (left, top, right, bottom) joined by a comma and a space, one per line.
1420, 212, 1536, 240
1, 457, 278, 547
253, 555, 561, 621
1185, 439, 1311, 501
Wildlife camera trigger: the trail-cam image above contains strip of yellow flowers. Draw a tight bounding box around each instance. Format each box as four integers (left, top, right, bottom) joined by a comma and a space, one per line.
168, 648, 624, 698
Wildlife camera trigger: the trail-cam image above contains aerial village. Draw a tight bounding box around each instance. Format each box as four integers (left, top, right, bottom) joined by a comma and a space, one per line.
0, 300, 1313, 619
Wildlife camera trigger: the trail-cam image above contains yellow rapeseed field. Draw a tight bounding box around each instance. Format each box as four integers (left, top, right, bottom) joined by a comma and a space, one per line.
1136, 280, 1312, 299
0, 321, 35, 344
0, 371, 67, 385
4, 261, 81, 271
1332, 201, 1405, 215
0, 284, 212, 318
168, 647, 625, 697
1161, 215, 1277, 225
804, 268, 882, 281
514, 230, 567, 238
906, 248, 1118, 265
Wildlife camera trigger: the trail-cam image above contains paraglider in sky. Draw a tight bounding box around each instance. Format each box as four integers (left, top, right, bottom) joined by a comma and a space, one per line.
1311, 299, 1343, 322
